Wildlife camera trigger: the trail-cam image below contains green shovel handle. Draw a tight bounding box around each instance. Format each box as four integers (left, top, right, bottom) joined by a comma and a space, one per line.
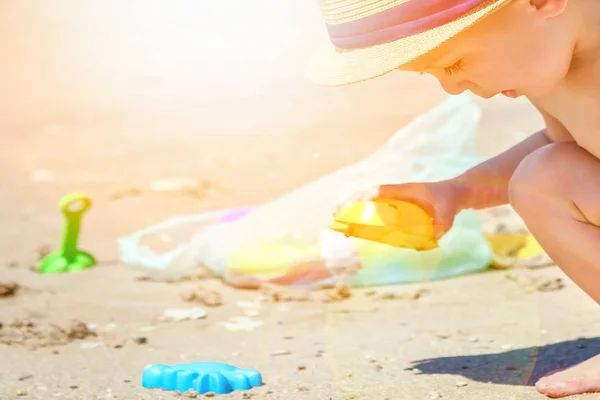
58, 192, 92, 262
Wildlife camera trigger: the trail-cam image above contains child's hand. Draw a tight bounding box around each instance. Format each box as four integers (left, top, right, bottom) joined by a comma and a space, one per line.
336, 180, 467, 239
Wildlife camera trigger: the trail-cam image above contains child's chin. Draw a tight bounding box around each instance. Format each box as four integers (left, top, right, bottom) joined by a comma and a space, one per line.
501, 90, 520, 98
471, 91, 496, 99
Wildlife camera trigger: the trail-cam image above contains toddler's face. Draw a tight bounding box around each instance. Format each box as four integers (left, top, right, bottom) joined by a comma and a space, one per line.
402, 0, 573, 99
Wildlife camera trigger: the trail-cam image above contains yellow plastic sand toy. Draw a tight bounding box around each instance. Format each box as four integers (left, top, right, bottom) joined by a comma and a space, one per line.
331, 201, 438, 250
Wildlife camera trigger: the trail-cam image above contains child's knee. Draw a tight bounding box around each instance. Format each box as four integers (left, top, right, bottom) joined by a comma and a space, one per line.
508, 142, 579, 214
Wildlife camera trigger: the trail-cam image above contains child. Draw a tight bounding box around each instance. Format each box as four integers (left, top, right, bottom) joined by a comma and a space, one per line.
309, 0, 600, 398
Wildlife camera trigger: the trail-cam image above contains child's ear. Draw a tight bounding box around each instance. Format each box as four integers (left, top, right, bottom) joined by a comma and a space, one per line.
530, 0, 569, 18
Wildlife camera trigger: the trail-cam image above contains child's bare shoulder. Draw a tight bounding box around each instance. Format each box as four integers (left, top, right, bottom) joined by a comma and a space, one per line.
532, 104, 572, 142
532, 88, 600, 158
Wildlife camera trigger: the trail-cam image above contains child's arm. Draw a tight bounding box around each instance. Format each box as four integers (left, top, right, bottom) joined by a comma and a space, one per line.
353, 112, 570, 238
454, 130, 550, 210
455, 112, 570, 210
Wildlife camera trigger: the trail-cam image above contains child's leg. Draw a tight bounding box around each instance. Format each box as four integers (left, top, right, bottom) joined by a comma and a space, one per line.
509, 142, 600, 398
510, 142, 600, 303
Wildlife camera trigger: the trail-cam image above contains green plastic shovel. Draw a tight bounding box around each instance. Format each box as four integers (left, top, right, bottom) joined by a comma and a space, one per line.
39, 192, 97, 274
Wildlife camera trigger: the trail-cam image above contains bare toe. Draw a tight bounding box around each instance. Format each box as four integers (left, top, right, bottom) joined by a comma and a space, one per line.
535, 354, 600, 398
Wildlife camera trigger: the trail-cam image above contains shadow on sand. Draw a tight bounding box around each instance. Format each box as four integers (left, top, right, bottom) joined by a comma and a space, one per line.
408, 337, 600, 385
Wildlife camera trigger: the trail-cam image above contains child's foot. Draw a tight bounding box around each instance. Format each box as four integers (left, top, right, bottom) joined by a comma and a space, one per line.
535, 354, 600, 398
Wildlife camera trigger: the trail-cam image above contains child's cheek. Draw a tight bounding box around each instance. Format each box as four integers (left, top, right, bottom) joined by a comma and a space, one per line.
467, 65, 503, 91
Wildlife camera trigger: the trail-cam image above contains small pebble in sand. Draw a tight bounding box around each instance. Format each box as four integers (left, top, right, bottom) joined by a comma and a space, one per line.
297, 365, 306, 371
68, 321, 96, 340
536, 278, 565, 292
102, 323, 117, 332
18, 375, 33, 381
271, 350, 291, 356
69, 385, 78, 390
132, 336, 148, 345
183, 389, 198, 398
469, 337, 479, 343
297, 386, 310, 392
9, 319, 34, 329
0, 282, 20, 298
380, 288, 429, 301
260, 285, 311, 303
160, 308, 207, 322
80, 342, 104, 349
375, 364, 384, 371
204, 392, 216, 397
243, 310, 260, 317
322, 284, 352, 303
86, 323, 99, 331
219, 316, 263, 332
236, 301, 262, 310
182, 288, 223, 307
16, 390, 28, 397
456, 380, 469, 387
430, 391, 443, 399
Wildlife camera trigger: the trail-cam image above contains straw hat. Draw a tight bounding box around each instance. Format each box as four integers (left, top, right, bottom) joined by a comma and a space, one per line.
308, 0, 512, 86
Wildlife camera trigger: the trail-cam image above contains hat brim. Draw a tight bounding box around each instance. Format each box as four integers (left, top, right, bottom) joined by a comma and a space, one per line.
308, 0, 511, 86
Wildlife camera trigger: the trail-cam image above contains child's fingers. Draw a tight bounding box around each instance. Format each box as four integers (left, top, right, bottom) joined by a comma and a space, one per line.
334, 182, 458, 240
375, 183, 437, 218
377, 183, 456, 238
431, 202, 457, 240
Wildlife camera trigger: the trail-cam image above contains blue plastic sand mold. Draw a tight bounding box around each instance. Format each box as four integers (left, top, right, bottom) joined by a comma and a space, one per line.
142, 362, 263, 395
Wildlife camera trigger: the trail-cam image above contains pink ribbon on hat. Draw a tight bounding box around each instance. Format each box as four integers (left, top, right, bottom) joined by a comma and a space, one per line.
327, 0, 489, 50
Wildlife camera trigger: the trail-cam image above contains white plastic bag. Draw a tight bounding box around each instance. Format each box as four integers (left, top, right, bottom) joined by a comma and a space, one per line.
120, 93, 493, 287
119, 208, 252, 279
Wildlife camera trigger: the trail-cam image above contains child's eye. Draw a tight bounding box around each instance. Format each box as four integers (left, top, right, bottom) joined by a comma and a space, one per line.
444, 60, 463, 77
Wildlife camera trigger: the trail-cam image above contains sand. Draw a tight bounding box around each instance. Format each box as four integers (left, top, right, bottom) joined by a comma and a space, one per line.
1, 1, 599, 399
